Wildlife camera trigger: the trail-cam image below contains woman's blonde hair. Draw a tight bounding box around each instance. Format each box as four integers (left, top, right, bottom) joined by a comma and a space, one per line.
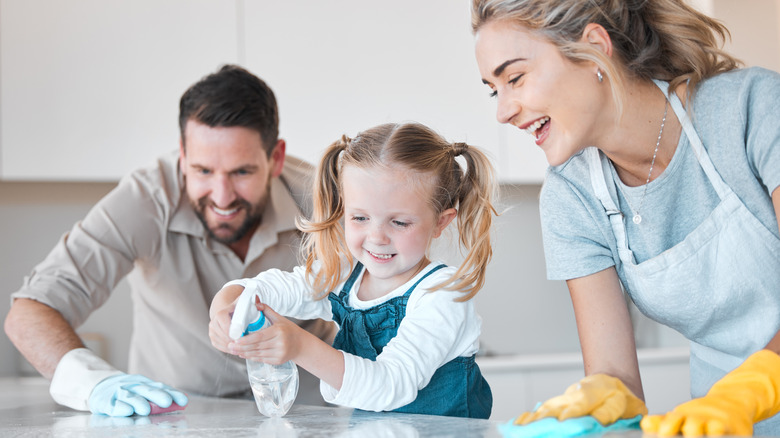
298, 122, 498, 301
471, 0, 740, 111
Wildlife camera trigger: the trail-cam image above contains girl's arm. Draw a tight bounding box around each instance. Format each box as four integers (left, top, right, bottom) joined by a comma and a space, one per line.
568, 266, 643, 400
209, 264, 333, 356
230, 281, 468, 410
238, 304, 345, 389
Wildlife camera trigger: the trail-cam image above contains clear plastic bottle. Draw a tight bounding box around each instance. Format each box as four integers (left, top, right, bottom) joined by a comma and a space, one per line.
230, 288, 299, 417
246, 356, 299, 417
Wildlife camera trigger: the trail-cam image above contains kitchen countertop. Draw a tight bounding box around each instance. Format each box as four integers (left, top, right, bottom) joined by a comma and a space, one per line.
1, 377, 512, 437
0, 377, 658, 437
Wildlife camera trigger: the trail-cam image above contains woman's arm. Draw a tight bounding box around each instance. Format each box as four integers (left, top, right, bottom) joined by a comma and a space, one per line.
764, 186, 780, 354
568, 266, 644, 400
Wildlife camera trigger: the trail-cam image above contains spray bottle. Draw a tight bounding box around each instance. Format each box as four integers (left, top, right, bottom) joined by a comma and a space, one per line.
230, 284, 299, 417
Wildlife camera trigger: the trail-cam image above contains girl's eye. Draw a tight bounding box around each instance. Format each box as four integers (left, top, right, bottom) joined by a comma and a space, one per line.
351, 216, 367, 222
393, 220, 410, 228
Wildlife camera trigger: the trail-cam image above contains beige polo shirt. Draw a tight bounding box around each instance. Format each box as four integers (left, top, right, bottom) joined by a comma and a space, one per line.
12, 150, 334, 398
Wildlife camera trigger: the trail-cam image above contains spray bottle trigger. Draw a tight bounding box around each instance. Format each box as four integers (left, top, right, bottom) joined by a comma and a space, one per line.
229, 285, 262, 340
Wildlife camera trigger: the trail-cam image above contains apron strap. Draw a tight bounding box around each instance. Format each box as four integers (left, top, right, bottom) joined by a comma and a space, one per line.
586, 147, 633, 259
651, 79, 729, 199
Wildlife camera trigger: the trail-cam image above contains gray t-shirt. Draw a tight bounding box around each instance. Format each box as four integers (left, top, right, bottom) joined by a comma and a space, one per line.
541, 67, 780, 281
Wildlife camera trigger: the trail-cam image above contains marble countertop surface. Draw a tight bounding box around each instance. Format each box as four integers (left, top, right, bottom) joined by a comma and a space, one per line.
0, 377, 669, 437
0, 377, 509, 437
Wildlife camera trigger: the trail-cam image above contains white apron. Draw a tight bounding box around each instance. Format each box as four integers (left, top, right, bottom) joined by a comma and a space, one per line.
586, 80, 780, 433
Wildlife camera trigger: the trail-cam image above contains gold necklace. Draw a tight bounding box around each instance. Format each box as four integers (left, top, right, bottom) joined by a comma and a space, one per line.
620, 99, 668, 225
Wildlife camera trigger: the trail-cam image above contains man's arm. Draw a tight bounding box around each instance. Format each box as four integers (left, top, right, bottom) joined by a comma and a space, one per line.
4, 298, 85, 379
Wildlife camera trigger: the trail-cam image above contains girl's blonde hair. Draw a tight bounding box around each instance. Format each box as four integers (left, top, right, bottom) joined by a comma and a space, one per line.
471, 0, 741, 112
298, 122, 498, 301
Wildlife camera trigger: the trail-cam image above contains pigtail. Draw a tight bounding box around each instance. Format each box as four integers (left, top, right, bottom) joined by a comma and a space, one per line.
297, 136, 352, 298
438, 143, 499, 301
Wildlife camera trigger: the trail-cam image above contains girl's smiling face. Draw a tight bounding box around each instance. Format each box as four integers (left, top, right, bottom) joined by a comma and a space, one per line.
342, 164, 454, 296
475, 20, 607, 166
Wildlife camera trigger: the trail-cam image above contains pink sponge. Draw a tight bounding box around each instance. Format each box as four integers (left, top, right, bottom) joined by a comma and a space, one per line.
149, 401, 186, 415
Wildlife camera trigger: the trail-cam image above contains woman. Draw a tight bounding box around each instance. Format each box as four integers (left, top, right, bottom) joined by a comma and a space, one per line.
471, 0, 780, 436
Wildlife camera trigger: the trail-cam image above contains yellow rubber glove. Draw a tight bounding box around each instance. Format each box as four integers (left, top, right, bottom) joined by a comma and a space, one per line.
641, 349, 780, 437
515, 374, 648, 426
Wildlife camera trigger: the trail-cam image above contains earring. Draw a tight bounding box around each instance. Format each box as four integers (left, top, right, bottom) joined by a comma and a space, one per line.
597, 70, 603, 83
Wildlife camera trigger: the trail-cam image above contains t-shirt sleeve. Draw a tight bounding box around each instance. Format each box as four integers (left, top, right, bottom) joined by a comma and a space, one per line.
743, 68, 780, 196
540, 169, 616, 281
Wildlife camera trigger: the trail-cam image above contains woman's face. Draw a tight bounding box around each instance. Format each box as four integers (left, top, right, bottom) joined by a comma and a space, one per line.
475, 20, 605, 166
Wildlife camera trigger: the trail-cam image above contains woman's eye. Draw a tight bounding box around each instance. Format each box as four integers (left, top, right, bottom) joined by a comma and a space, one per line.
488, 89, 498, 98
508, 74, 523, 85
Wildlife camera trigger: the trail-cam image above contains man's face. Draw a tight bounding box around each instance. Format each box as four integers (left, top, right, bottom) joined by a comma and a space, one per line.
180, 120, 284, 247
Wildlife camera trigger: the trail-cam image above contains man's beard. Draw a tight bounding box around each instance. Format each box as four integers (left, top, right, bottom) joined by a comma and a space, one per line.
192, 196, 266, 245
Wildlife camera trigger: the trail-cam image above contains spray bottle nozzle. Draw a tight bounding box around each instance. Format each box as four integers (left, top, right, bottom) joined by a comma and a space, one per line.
229, 285, 265, 340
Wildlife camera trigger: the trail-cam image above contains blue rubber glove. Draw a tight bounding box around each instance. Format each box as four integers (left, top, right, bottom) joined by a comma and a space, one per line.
88, 374, 188, 417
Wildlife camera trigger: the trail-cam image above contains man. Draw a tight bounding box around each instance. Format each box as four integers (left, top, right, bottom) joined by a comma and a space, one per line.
4, 65, 335, 416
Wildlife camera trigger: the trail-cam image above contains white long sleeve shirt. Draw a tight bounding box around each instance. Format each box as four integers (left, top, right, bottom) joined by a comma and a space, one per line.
225, 261, 483, 411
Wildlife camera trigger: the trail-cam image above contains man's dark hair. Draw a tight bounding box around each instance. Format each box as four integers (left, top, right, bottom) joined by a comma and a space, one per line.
179, 64, 279, 155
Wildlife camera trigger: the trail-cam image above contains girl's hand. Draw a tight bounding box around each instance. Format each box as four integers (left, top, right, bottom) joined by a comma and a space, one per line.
208, 301, 235, 354
231, 303, 305, 365
208, 284, 246, 354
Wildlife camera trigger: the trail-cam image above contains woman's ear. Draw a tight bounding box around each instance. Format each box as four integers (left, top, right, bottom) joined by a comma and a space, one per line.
581, 22, 613, 58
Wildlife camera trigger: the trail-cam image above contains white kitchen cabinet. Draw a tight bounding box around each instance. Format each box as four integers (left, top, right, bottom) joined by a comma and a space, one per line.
1, 0, 548, 183
241, 0, 513, 177
2, 1, 777, 182
0, 0, 239, 180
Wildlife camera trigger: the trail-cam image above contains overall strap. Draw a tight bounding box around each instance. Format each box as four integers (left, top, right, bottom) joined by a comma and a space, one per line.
402, 264, 448, 298
335, 262, 365, 301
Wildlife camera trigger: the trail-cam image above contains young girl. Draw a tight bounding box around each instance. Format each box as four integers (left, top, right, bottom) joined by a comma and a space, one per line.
209, 122, 497, 419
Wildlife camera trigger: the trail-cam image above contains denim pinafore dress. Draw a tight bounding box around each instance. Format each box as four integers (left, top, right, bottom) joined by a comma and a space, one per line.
328, 262, 493, 419
586, 80, 780, 434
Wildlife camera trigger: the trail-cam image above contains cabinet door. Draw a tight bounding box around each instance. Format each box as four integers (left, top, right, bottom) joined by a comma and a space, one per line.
241, 0, 547, 183
1, 0, 239, 181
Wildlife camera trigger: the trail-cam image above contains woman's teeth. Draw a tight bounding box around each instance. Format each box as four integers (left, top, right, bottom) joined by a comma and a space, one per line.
525, 116, 550, 136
